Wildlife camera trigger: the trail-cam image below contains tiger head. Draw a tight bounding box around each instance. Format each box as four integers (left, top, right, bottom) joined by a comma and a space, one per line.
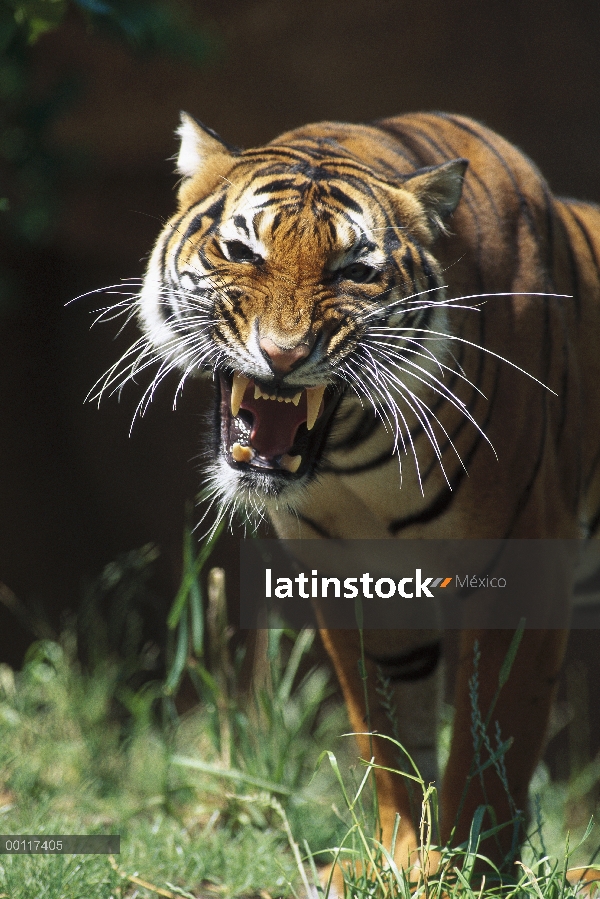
138, 114, 467, 517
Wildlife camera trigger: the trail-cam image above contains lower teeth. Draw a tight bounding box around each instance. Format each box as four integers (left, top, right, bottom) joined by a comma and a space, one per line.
231, 443, 302, 473
280, 453, 302, 473
231, 443, 254, 463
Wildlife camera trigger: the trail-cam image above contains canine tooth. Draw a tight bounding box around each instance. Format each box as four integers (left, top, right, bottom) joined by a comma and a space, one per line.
231, 443, 253, 463
281, 453, 302, 473
231, 373, 250, 417
254, 385, 262, 399
291, 392, 302, 406
305, 385, 326, 431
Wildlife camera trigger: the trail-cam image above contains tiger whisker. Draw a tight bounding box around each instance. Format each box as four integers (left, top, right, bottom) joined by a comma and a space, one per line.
350, 354, 434, 493
365, 341, 494, 455
396, 301, 482, 313
349, 349, 402, 443
379, 289, 572, 320
369, 325, 557, 394
364, 336, 488, 399
440, 253, 467, 274
346, 349, 417, 474
67, 280, 143, 306
377, 368, 463, 486
369, 283, 447, 311
358, 346, 462, 487
91, 301, 141, 331
365, 332, 446, 377
91, 320, 219, 408
87, 336, 155, 402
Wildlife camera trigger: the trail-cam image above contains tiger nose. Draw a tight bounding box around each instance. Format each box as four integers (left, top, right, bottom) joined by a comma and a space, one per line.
259, 337, 311, 374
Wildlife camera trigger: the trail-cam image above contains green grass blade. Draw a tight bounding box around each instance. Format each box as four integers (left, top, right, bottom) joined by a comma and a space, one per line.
278, 628, 314, 703
189, 575, 204, 656
498, 619, 525, 690
165, 608, 188, 694
171, 754, 293, 795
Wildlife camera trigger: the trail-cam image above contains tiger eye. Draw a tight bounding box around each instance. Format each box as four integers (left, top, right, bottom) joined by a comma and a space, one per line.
340, 262, 376, 283
224, 240, 261, 264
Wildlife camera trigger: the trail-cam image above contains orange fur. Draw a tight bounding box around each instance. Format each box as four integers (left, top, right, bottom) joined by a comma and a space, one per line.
135, 111, 600, 875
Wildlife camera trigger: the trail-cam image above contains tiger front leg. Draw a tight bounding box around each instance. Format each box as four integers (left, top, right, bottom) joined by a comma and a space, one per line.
319, 627, 443, 871
441, 627, 569, 867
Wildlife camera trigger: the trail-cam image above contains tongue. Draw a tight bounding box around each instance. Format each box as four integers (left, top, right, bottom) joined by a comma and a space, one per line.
241, 391, 308, 458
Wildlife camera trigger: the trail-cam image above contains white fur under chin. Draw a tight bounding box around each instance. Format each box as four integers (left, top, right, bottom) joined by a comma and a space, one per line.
202, 455, 308, 531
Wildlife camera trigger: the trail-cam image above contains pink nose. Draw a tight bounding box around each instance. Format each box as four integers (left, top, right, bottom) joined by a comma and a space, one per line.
259, 337, 311, 374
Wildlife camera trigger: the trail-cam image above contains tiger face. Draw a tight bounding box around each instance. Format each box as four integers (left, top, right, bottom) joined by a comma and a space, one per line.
138, 114, 467, 515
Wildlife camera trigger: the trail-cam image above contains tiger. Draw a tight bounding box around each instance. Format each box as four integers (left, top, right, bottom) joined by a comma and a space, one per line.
122, 110, 600, 873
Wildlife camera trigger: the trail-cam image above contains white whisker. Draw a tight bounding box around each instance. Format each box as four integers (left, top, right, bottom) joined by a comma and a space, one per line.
369, 325, 557, 394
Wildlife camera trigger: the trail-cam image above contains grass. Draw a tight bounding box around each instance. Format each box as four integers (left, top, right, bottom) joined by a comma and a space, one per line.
0, 620, 354, 898
0, 535, 599, 898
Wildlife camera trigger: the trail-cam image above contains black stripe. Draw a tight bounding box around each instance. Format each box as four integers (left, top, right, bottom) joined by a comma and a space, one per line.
540, 293, 554, 386
389, 483, 454, 533
403, 118, 502, 294
180, 196, 226, 246
416, 245, 441, 294
197, 251, 216, 270
163, 209, 188, 247
558, 208, 582, 323
418, 352, 476, 483
377, 118, 492, 295
161, 208, 192, 278
327, 407, 379, 451
203, 196, 227, 223
540, 181, 556, 288
552, 306, 571, 456
297, 515, 332, 538
270, 210, 284, 236
371, 120, 429, 168
401, 246, 415, 284
436, 114, 542, 250
388, 350, 500, 534
229, 294, 249, 322
216, 303, 241, 337
410, 117, 504, 226
328, 185, 364, 214
370, 121, 424, 168
367, 641, 442, 682
504, 378, 548, 538
256, 178, 300, 195
233, 215, 249, 237
588, 501, 600, 537
584, 443, 600, 495
323, 447, 396, 475
565, 203, 600, 291
244, 147, 312, 163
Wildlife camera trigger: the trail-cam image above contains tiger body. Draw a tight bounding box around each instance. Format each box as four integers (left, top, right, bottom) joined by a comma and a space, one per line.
136, 112, 600, 867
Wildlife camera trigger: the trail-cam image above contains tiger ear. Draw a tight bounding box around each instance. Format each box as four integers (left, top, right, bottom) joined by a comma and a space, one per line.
402, 158, 468, 235
175, 113, 239, 199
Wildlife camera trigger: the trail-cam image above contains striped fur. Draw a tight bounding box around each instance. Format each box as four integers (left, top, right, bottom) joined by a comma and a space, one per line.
132, 112, 600, 870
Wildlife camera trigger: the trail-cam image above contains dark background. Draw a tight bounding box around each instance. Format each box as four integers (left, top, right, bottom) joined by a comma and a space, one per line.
1, 0, 599, 775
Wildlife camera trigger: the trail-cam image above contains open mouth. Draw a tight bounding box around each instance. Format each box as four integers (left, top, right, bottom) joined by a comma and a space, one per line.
218, 372, 340, 478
